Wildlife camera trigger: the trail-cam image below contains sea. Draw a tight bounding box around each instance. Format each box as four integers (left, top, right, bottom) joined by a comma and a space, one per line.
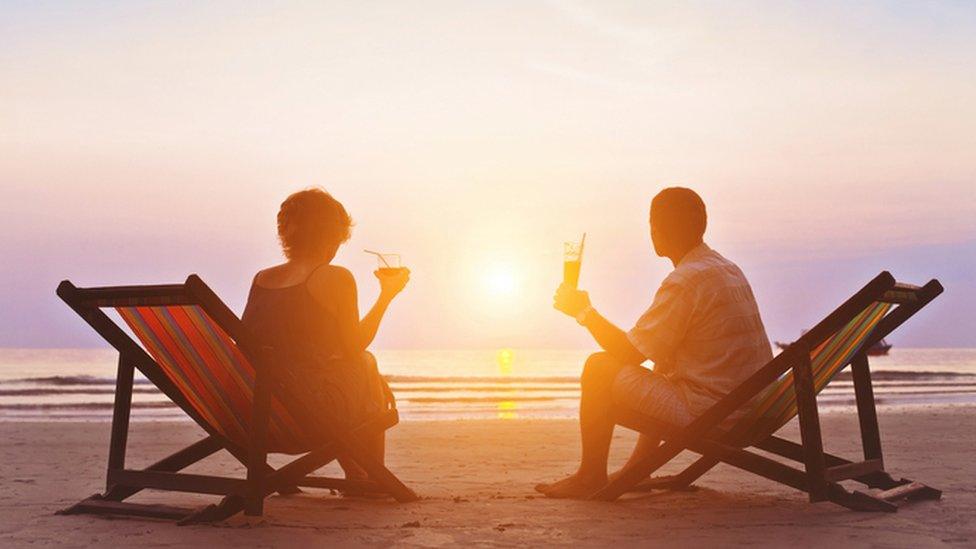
0, 348, 974, 422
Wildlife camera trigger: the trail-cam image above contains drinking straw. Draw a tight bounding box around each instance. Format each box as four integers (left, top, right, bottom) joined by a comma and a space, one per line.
364, 249, 392, 268
580, 232, 586, 260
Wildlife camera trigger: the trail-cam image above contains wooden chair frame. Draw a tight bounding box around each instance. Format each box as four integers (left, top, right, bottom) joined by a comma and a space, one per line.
55, 275, 418, 524
595, 271, 944, 511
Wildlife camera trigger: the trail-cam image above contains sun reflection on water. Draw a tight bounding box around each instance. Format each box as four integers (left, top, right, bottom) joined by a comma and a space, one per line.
496, 348, 517, 419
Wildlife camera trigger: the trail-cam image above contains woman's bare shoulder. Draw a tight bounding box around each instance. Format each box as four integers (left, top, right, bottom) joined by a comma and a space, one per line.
306, 264, 356, 298
252, 263, 297, 288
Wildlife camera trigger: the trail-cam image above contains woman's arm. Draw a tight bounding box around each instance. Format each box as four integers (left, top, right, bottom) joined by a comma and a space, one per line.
308, 266, 410, 357
359, 269, 410, 348
358, 294, 391, 350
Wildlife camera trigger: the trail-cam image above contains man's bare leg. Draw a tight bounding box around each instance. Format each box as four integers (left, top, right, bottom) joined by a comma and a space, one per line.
608, 433, 661, 483
538, 352, 629, 499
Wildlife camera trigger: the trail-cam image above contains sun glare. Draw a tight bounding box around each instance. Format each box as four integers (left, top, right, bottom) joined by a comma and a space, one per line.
483, 265, 519, 297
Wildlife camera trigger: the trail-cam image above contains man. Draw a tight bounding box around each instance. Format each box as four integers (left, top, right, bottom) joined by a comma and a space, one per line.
537, 187, 773, 499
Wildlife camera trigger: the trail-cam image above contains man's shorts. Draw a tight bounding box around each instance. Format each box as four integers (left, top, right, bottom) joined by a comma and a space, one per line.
610, 365, 695, 428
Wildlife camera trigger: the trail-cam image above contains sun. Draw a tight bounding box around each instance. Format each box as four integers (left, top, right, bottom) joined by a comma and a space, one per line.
483, 264, 519, 297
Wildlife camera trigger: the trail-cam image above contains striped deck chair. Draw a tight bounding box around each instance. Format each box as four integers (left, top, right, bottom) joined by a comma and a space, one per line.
598, 271, 943, 511
56, 275, 418, 524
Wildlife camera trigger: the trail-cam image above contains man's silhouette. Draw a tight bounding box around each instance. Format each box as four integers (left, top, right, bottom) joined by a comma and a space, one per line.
538, 187, 772, 499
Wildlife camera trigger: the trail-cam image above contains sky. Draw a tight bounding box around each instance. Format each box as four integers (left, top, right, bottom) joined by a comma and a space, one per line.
1, 0, 974, 350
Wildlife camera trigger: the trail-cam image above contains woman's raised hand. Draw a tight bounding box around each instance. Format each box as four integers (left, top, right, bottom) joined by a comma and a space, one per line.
375, 268, 410, 299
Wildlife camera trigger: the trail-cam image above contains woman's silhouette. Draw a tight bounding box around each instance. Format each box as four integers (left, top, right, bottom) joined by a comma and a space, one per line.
242, 187, 409, 490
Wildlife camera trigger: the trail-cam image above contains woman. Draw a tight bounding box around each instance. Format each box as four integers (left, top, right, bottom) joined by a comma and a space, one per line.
242, 187, 409, 486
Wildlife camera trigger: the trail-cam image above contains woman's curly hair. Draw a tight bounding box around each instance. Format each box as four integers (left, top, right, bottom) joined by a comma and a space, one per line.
276, 188, 353, 260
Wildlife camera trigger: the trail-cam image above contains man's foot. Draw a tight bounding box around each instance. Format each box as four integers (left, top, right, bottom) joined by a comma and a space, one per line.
606, 467, 651, 484
535, 473, 607, 499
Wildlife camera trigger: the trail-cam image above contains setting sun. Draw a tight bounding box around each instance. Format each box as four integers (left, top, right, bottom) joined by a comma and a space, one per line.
483, 265, 519, 297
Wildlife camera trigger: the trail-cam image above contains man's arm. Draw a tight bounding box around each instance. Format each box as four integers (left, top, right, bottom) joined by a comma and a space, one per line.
553, 284, 646, 365
581, 308, 646, 365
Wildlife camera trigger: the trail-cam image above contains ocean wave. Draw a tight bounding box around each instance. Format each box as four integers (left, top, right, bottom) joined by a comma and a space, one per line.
1, 375, 153, 386
0, 401, 176, 411
3, 370, 971, 387
832, 370, 975, 381
384, 375, 580, 384
0, 374, 582, 386
2, 393, 975, 415
389, 384, 578, 392
403, 395, 571, 403
0, 388, 162, 396
4, 384, 973, 400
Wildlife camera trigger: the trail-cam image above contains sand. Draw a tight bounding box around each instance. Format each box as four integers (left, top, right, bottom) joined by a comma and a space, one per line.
1, 407, 974, 547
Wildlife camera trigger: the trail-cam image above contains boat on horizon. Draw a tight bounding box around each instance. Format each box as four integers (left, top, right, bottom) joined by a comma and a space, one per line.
775, 333, 892, 356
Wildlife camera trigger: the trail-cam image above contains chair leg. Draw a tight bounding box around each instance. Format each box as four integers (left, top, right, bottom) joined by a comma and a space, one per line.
244, 355, 273, 517
263, 417, 395, 495
629, 456, 718, 492
276, 484, 304, 495
871, 481, 941, 503
333, 439, 418, 503
178, 496, 246, 526
106, 353, 135, 490
659, 432, 910, 513
758, 435, 902, 490
792, 349, 829, 502
851, 353, 884, 464
285, 411, 418, 503
829, 485, 898, 512
67, 416, 409, 524
59, 494, 202, 521
100, 436, 223, 502
175, 447, 345, 525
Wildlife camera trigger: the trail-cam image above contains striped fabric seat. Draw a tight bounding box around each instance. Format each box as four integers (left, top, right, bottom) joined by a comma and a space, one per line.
745, 301, 892, 439
117, 304, 310, 453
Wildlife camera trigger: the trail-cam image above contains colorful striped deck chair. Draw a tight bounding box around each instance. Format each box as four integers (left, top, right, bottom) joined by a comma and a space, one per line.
600, 272, 943, 511
56, 275, 418, 524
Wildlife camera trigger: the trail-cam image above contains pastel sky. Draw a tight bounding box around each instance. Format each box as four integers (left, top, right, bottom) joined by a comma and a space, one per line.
2, 1, 974, 349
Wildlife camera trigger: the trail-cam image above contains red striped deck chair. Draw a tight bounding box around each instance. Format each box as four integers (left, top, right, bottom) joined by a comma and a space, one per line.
599, 272, 943, 511
56, 275, 418, 524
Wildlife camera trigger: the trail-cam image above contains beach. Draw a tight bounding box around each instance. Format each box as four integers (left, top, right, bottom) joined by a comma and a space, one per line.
1, 406, 973, 547
5, 1, 975, 547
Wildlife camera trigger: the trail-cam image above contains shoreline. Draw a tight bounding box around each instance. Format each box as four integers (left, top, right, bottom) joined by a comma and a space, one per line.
4, 348, 974, 425
2, 405, 974, 546
3, 401, 975, 424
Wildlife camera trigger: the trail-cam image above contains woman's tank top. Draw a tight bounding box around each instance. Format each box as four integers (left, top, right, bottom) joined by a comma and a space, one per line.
241, 275, 343, 370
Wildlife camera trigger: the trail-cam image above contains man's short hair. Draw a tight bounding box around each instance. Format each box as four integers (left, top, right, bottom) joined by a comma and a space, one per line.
650, 187, 707, 243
